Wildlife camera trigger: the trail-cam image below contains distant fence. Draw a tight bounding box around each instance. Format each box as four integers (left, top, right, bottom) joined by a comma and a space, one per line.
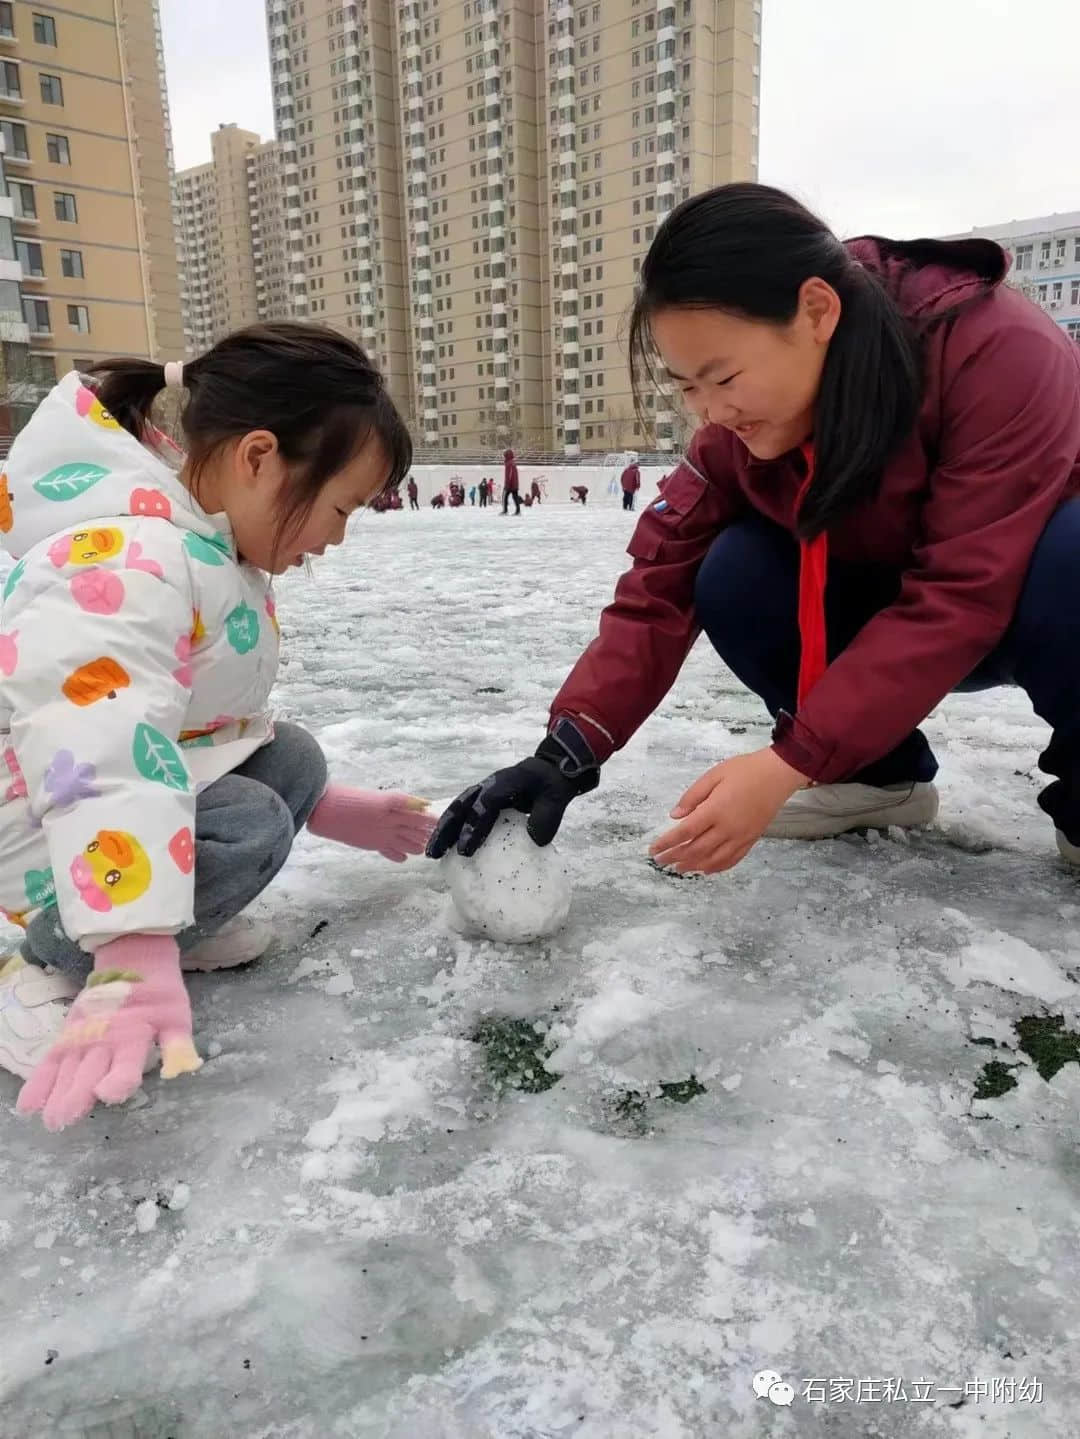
407, 449, 676, 467
405, 462, 673, 507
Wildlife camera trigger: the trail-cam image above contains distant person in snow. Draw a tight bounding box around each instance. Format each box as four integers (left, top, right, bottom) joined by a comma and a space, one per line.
620, 458, 641, 511
530, 478, 543, 505
502, 449, 522, 515
570, 485, 589, 505
478, 476, 489, 508
0, 322, 435, 1130
429, 181, 1080, 880
407, 476, 419, 510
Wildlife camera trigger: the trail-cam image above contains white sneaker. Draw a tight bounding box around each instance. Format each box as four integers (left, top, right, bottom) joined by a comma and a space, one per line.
1056, 831, 1080, 866
0, 955, 78, 1081
181, 914, 273, 973
765, 781, 940, 840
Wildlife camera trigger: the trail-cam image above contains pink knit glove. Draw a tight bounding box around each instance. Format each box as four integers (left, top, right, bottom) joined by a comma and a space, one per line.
307, 784, 436, 862
17, 935, 202, 1131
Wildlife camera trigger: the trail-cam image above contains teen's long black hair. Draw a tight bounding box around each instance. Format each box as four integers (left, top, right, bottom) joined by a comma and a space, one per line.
629, 183, 924, 538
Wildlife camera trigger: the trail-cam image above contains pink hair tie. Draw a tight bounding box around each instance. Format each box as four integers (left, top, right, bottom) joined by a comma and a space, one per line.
163, 360, 185, 389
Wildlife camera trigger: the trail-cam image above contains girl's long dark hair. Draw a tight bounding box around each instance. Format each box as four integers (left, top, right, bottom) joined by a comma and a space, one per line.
629, 183, 923, 537
89, 322, 412, 560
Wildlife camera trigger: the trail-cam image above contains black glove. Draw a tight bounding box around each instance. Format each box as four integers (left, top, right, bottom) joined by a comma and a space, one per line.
425, 717, 600, 858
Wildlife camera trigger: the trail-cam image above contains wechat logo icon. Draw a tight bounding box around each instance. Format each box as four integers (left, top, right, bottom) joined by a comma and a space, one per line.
753, 1369, 795, 1407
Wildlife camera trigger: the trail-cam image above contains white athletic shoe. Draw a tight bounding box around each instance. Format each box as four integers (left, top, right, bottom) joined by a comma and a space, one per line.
765, 781, 940, 840
181, 914, 273, 973
0, 955, 78, 1081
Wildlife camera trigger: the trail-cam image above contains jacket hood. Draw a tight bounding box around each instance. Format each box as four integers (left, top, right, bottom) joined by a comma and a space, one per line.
1, 372, 233, 562
504, 449, 515, 460
846, 234, 1009, 321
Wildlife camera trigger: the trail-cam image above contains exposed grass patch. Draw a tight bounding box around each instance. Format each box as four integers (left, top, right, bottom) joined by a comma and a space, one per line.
973, 1061, 1020, 1100
1014, 1014, 1080, 1082
613, 1076, 708, 1130
470, 1015, 559, 1094
971, 1012, 1080, 1100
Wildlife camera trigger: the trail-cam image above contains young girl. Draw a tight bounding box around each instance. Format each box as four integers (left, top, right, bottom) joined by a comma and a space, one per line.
429, 183, 1080, 875
0, 322, 435, 1130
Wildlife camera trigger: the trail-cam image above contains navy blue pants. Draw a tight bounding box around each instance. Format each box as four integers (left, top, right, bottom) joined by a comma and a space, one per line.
692, 500, 1080, 844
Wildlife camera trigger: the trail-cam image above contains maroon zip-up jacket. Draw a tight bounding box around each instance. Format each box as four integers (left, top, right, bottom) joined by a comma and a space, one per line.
549, 236, 1080, 783
503, 450, 520, 492
620, 463, 641, 493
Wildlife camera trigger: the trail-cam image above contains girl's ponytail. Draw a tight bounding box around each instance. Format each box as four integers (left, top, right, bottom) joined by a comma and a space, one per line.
87, 357, 172, 441
799, 261, 921, 538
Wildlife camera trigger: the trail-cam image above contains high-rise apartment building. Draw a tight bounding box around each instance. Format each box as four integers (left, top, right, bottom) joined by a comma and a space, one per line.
177, 123, 290, 355
0, 0, 184, 382
947, 212, 1080, 349
0, 131, 47, 441
266, 0, 759, 455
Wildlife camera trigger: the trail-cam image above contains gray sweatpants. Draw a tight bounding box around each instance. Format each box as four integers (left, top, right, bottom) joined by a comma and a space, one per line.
24, 722, 328, 983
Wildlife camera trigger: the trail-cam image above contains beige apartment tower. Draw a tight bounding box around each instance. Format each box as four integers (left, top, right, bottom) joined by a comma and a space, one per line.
178, 123, 290, 355
0, 0, 184, 382
266, 0, 759, 454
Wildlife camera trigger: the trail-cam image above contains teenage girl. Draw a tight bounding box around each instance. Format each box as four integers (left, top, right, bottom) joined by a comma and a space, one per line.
429, 183, 1080, 880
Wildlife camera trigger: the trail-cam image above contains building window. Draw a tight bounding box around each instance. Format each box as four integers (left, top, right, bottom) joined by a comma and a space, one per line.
46, 132, 70, 165
16, 239, 44, 277
40, 73, 64, 105
0, 62, 21, 102
1, 119, 28, 160
0, 5, 13, 41
22, 297, 50, 334
32, 12, 58, 45
60, 248, 84, 279
10, 180, 35, 218
54, 191, 77, 222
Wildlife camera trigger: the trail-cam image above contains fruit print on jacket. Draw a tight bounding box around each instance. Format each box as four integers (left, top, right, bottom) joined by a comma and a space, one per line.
0, 370, 280, 950
75, 386, 121, 430
71, 830, 152, 913
62, 657, 131, 707
49, 527, 125, 568
0, 474, 12, 534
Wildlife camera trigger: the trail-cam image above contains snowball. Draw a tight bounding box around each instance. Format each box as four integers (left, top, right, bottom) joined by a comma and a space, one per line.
167, 1183, 191, 1212
441, 810, 571, 943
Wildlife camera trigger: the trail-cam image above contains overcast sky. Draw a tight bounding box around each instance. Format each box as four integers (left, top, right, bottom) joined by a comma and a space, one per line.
161, 0, 1076, 238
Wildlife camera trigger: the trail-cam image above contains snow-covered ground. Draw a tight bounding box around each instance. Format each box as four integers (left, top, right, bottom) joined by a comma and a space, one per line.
2, 500, 1079, 1438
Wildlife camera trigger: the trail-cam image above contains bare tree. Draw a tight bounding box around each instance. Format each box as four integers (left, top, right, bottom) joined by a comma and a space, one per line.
601, 403, 635, 451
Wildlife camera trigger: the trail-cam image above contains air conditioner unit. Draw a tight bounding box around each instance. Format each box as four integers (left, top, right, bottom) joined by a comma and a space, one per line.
1050, 300, 1062, 310
1055, 258, 1064, 266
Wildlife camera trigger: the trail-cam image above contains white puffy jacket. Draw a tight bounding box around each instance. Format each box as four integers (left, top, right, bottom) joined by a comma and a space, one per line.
0, 372, 280, 950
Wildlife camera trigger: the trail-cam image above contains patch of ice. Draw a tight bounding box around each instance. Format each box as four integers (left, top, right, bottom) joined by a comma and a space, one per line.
134, 1200, 159, 1235
947, 929, 1076, 1002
